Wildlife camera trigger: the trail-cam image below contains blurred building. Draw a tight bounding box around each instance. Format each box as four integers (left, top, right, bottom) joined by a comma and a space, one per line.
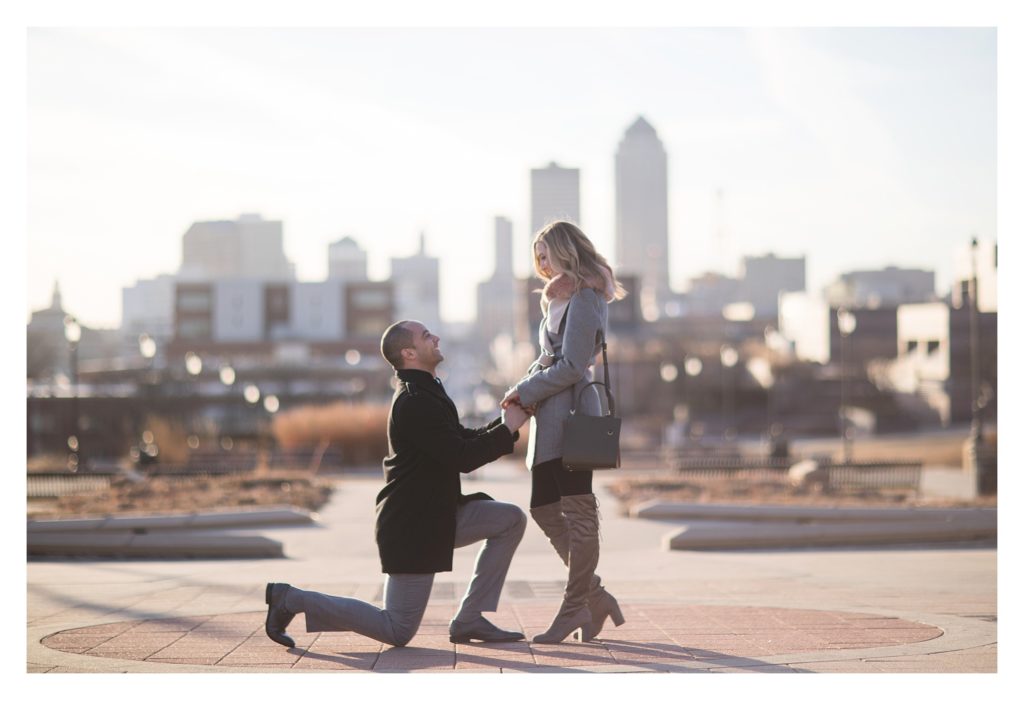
121, 273, 177, 348
27, 283, 121, 380
607, 274, 642, 336
779, 291, 901, 370
735, 253, 806, 319
390, 232, 440, 328
825, 266, 935, 308
180, 213, 295, 280
951, 239, 996, 313
476, 216, 518, 347
827, 305, 900, 369
778, 292, 829, 363
27, 283, 73, 379
530, 162, 580, 234
885, 240, 997, 425
169, 279, 393, 359
615, 115, 670, 316
685, 272, 741, 317
327, 236, 369, 282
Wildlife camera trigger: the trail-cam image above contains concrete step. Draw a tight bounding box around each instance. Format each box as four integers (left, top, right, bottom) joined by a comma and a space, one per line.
632, 500, 995, 523
27, 507, 317, 533
664, 518, 996, 550
27, 531, 285, 558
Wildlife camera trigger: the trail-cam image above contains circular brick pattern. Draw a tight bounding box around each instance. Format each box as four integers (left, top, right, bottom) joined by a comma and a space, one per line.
42, 604, 943, 671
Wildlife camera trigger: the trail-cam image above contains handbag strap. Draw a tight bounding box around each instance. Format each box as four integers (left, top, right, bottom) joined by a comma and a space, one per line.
573, 329, 615, 417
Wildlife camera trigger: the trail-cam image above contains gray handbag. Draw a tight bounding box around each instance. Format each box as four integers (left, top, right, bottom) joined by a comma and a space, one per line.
562, 331, 621, 471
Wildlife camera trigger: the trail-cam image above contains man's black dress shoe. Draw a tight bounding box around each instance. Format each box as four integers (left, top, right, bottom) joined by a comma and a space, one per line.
449, 616, 525, 643
265, 582, 296, 648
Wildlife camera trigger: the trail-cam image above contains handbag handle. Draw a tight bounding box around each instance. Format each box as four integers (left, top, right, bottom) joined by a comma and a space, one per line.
572, 330, 615, 417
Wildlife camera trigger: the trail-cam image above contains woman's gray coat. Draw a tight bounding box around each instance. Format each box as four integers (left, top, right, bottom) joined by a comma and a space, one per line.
515, 287, 609, 470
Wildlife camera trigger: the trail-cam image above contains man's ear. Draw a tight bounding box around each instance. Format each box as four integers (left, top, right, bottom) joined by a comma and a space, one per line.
401, 346, 417, 363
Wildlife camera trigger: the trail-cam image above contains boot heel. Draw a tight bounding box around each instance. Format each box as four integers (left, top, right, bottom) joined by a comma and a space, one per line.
573, 622, 596, 643
265, 583, 272, 605
609, 601, 625, 627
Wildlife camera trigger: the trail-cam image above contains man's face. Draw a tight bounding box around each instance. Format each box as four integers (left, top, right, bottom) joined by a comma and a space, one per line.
402, 321, 444, 369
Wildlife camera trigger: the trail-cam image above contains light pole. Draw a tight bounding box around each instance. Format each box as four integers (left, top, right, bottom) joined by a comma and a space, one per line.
836, 308, 858, 463
63, 316, 82, 472
969, 236, 981, 441
720, 345, 738, 440
684, 356, 703, 442
659, 360, 679, 414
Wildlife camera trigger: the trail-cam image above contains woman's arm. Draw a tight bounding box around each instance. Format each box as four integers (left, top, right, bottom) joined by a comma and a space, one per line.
513, 289, 603, 408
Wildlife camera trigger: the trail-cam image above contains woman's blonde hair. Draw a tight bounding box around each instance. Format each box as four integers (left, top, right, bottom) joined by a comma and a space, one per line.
532, 221, 627, 301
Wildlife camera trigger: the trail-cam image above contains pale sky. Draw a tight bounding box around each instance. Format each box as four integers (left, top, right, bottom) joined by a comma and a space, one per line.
27, 27, 996, 328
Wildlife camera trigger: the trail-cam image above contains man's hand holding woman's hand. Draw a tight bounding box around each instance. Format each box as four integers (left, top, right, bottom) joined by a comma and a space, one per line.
502, 403, 529, 433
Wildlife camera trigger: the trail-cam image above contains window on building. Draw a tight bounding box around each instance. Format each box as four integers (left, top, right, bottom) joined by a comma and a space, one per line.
906, 341, 918, 353
351, 289, 389, 308
178, 291, 211, 310
178, 319, 211, 339
926, 340, 940, 354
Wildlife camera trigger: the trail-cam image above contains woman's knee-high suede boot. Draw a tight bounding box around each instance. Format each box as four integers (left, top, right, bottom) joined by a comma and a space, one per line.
532, 493, 605, 643
530, 500, 625, 640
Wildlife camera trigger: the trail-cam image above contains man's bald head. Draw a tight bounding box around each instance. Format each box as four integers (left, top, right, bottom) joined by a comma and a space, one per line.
380, 320, 416, 370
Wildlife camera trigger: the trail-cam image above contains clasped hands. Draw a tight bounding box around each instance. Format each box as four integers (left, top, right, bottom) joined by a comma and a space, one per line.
500, 387, 535, 433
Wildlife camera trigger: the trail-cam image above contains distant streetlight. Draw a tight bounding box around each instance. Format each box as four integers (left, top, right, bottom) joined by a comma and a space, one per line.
837, 307, 858, 462
264, 395, 280, 414
185, 352, 203, 376
345, 349, 362, 366
63, 316, 82, 472
684, 357, 703, 377
138, 333, 157, 359
659, 362, 679, 383
219, 364, 236, 386
243, 384, 261, 404
720, 345, 738, 440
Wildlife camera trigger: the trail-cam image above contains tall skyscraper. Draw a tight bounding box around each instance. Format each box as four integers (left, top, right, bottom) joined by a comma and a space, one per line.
530, 162, 580, 236
615, 116, 670, 317
492, 216, 514, 277
390, 232, 441, 328
476, 216, 518, 348
180, 213, 294, 280
327, 236, 369, 282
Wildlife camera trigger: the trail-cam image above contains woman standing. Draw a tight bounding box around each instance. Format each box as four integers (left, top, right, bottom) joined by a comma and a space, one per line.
501, 220, 627, 643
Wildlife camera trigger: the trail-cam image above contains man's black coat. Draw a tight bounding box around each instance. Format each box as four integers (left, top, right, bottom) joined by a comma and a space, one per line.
375, 369, 518, 574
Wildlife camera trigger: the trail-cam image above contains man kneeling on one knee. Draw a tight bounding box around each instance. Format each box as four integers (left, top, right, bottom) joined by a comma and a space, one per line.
265, 319, 530, 647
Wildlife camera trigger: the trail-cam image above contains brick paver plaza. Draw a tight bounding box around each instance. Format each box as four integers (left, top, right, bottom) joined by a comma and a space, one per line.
27, 463, 997, 673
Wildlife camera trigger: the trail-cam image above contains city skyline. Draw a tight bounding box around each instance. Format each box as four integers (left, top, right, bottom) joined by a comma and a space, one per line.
28, 27, 995, 329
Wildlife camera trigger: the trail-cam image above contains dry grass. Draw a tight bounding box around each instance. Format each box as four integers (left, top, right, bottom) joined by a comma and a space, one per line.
29, 471, 334, 519
605, 473, 996, 511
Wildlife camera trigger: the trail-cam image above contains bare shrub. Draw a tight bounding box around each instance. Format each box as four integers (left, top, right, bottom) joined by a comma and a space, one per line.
271, 401, 389, 464
142, 415, 191, 465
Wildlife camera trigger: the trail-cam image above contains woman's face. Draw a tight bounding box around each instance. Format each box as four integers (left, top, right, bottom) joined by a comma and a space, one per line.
535, 241, 559, 279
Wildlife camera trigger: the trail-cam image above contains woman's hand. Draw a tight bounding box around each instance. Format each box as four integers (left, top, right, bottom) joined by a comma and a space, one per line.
500, 387, 521, 410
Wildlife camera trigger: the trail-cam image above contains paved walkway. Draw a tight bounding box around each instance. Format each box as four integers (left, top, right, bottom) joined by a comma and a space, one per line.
27, 462, 996, 673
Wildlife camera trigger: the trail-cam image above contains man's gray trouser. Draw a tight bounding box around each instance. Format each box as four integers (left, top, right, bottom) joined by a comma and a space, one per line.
286, 500, 526, 647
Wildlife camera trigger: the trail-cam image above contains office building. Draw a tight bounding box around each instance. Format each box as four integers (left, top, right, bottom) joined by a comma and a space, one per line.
825, 266, 935, 309
180, 213, 294, 280
389, 233, 440, 327
328, 236, 369, 282
735, 253, 806, 318
476, 217, 518, 347
530, 162, 580, 235
615, 116, 670, 313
